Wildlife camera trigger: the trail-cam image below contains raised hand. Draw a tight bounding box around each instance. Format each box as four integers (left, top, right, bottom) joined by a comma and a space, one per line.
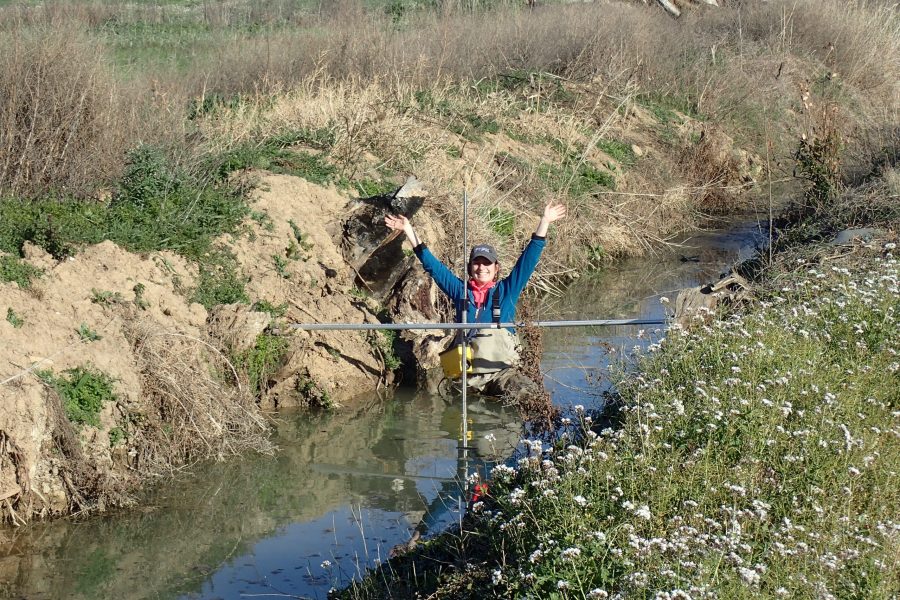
535, 201, 567, 237
385, 214, 420, 246
384, 214, 409, 232
543, 202, 567, 223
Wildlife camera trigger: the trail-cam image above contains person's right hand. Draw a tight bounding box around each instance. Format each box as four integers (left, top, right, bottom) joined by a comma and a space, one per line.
384, 214, 409, 232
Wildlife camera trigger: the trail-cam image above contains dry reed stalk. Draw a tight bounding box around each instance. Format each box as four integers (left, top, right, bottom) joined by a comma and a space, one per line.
128, 323, 273, 478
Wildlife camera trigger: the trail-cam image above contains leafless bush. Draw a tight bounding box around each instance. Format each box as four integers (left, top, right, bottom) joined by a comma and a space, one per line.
128, 324, 273, 477
0, 25, 139, 198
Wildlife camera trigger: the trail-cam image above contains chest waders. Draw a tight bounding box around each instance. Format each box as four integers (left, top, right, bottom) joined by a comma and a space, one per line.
441, 290, 520, 378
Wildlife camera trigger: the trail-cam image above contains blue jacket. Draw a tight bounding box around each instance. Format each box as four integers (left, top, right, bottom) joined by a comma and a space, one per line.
413, 235, 546, 331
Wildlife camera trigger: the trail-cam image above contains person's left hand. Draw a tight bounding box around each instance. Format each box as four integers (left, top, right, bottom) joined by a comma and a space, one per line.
543, 202, 567, 223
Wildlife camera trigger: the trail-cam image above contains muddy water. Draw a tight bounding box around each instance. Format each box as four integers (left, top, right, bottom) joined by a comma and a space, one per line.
0, 221, 765, 600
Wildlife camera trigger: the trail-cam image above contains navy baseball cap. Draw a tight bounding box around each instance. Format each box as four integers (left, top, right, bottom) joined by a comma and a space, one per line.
469, 244, 499, 263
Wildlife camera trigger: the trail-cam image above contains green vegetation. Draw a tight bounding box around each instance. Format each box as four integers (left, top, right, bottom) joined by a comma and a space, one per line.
492, 69, 576, 108
0, 146, 248, 261
286, 220, 314, 262
272, 254, 290, 278
6, 307, 24, 328
108, 426, 126, 447
636, 92, 702, 123
234, 333, 291, 399
586, 243, 606, 266
191, 250, 249, 310
77, 323, 103, 342
251, 300, 289, 319
212, 128, 342, 189
481, 206, 515, 239
91, 289, 125, 306
133, 283, 150, 310
355, 178, 396, 198
295, 372, 333, 410
40, 367, 117, 428
0, 255, 42, 289
537, 157, 616, 199
368, 330, 401, 371
596, 139, 636, 166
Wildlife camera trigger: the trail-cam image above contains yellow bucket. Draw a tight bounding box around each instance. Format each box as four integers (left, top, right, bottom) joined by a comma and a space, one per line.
439, 344, 473, 379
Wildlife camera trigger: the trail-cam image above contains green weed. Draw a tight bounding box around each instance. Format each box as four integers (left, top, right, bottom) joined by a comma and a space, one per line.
0, 255, 43, 289
295, 372, 333, 410
233, 333, 290, 399
90, 289, 125, 306
215, 133, 346, 187
537, 158, 616, 199
596, 139, 636, 166
586, 243, 607, 266
273, 254, 290, 278
482, 206, 515, 239
0, 145, 248, 261
40, 366, 117, 428
251, 300, 288, 318
368, 330, 401, 371
192, 249, 249, 310
132, 283, 150, 310
355, 178, 395, 198
76, 323, 102, 342
288, 220, 314, 251
6, 307, 24, 328
108, 427, 126, 447
250, 210, 275, 231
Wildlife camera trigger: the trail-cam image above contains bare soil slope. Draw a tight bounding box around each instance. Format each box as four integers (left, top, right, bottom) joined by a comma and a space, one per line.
0, 172, 447, 523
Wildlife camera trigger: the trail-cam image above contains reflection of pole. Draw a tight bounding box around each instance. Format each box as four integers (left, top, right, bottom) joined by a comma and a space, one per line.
460, 187, 469, 495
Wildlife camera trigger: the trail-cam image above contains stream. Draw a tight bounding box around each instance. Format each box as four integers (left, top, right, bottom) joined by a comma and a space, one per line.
0, 220, 766, 600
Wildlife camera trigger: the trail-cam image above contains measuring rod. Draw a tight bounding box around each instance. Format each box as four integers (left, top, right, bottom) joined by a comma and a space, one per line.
287, 318, 668, 331
460, 188, 470, 494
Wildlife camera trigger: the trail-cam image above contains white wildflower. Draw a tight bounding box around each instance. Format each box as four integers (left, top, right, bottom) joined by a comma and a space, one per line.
738, 566, 759, 586
635, 504, 652, 520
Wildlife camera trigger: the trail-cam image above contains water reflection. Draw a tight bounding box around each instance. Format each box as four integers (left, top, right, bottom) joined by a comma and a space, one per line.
0, 391, 522, 600
540, 220, 766, 406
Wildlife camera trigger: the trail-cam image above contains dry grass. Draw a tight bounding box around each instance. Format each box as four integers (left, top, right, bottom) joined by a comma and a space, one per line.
1, 0, 896, 259
0, 23, 182, 199
127, 323, 274, 477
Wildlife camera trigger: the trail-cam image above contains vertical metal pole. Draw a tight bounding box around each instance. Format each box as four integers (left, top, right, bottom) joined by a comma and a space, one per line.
460, 188, 469, 492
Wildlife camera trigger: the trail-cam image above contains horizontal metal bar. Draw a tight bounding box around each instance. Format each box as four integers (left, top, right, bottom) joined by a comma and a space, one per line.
287, 318, 667, 331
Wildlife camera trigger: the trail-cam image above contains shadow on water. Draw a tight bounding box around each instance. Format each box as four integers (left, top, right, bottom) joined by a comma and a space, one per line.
0, 219, 766, 600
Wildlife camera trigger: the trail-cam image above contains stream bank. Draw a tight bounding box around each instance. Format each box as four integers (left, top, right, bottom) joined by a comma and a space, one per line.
0, 217, 767, 599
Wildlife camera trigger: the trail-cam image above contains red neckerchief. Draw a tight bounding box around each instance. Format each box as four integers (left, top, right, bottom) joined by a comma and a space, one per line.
469, 279, 496, 308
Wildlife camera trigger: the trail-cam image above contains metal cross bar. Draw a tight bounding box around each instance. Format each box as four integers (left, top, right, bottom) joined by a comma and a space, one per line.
287, 318, 668, 331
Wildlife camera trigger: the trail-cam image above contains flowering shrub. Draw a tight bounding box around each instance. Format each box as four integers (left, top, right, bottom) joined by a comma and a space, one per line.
477, 247, 899, 599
